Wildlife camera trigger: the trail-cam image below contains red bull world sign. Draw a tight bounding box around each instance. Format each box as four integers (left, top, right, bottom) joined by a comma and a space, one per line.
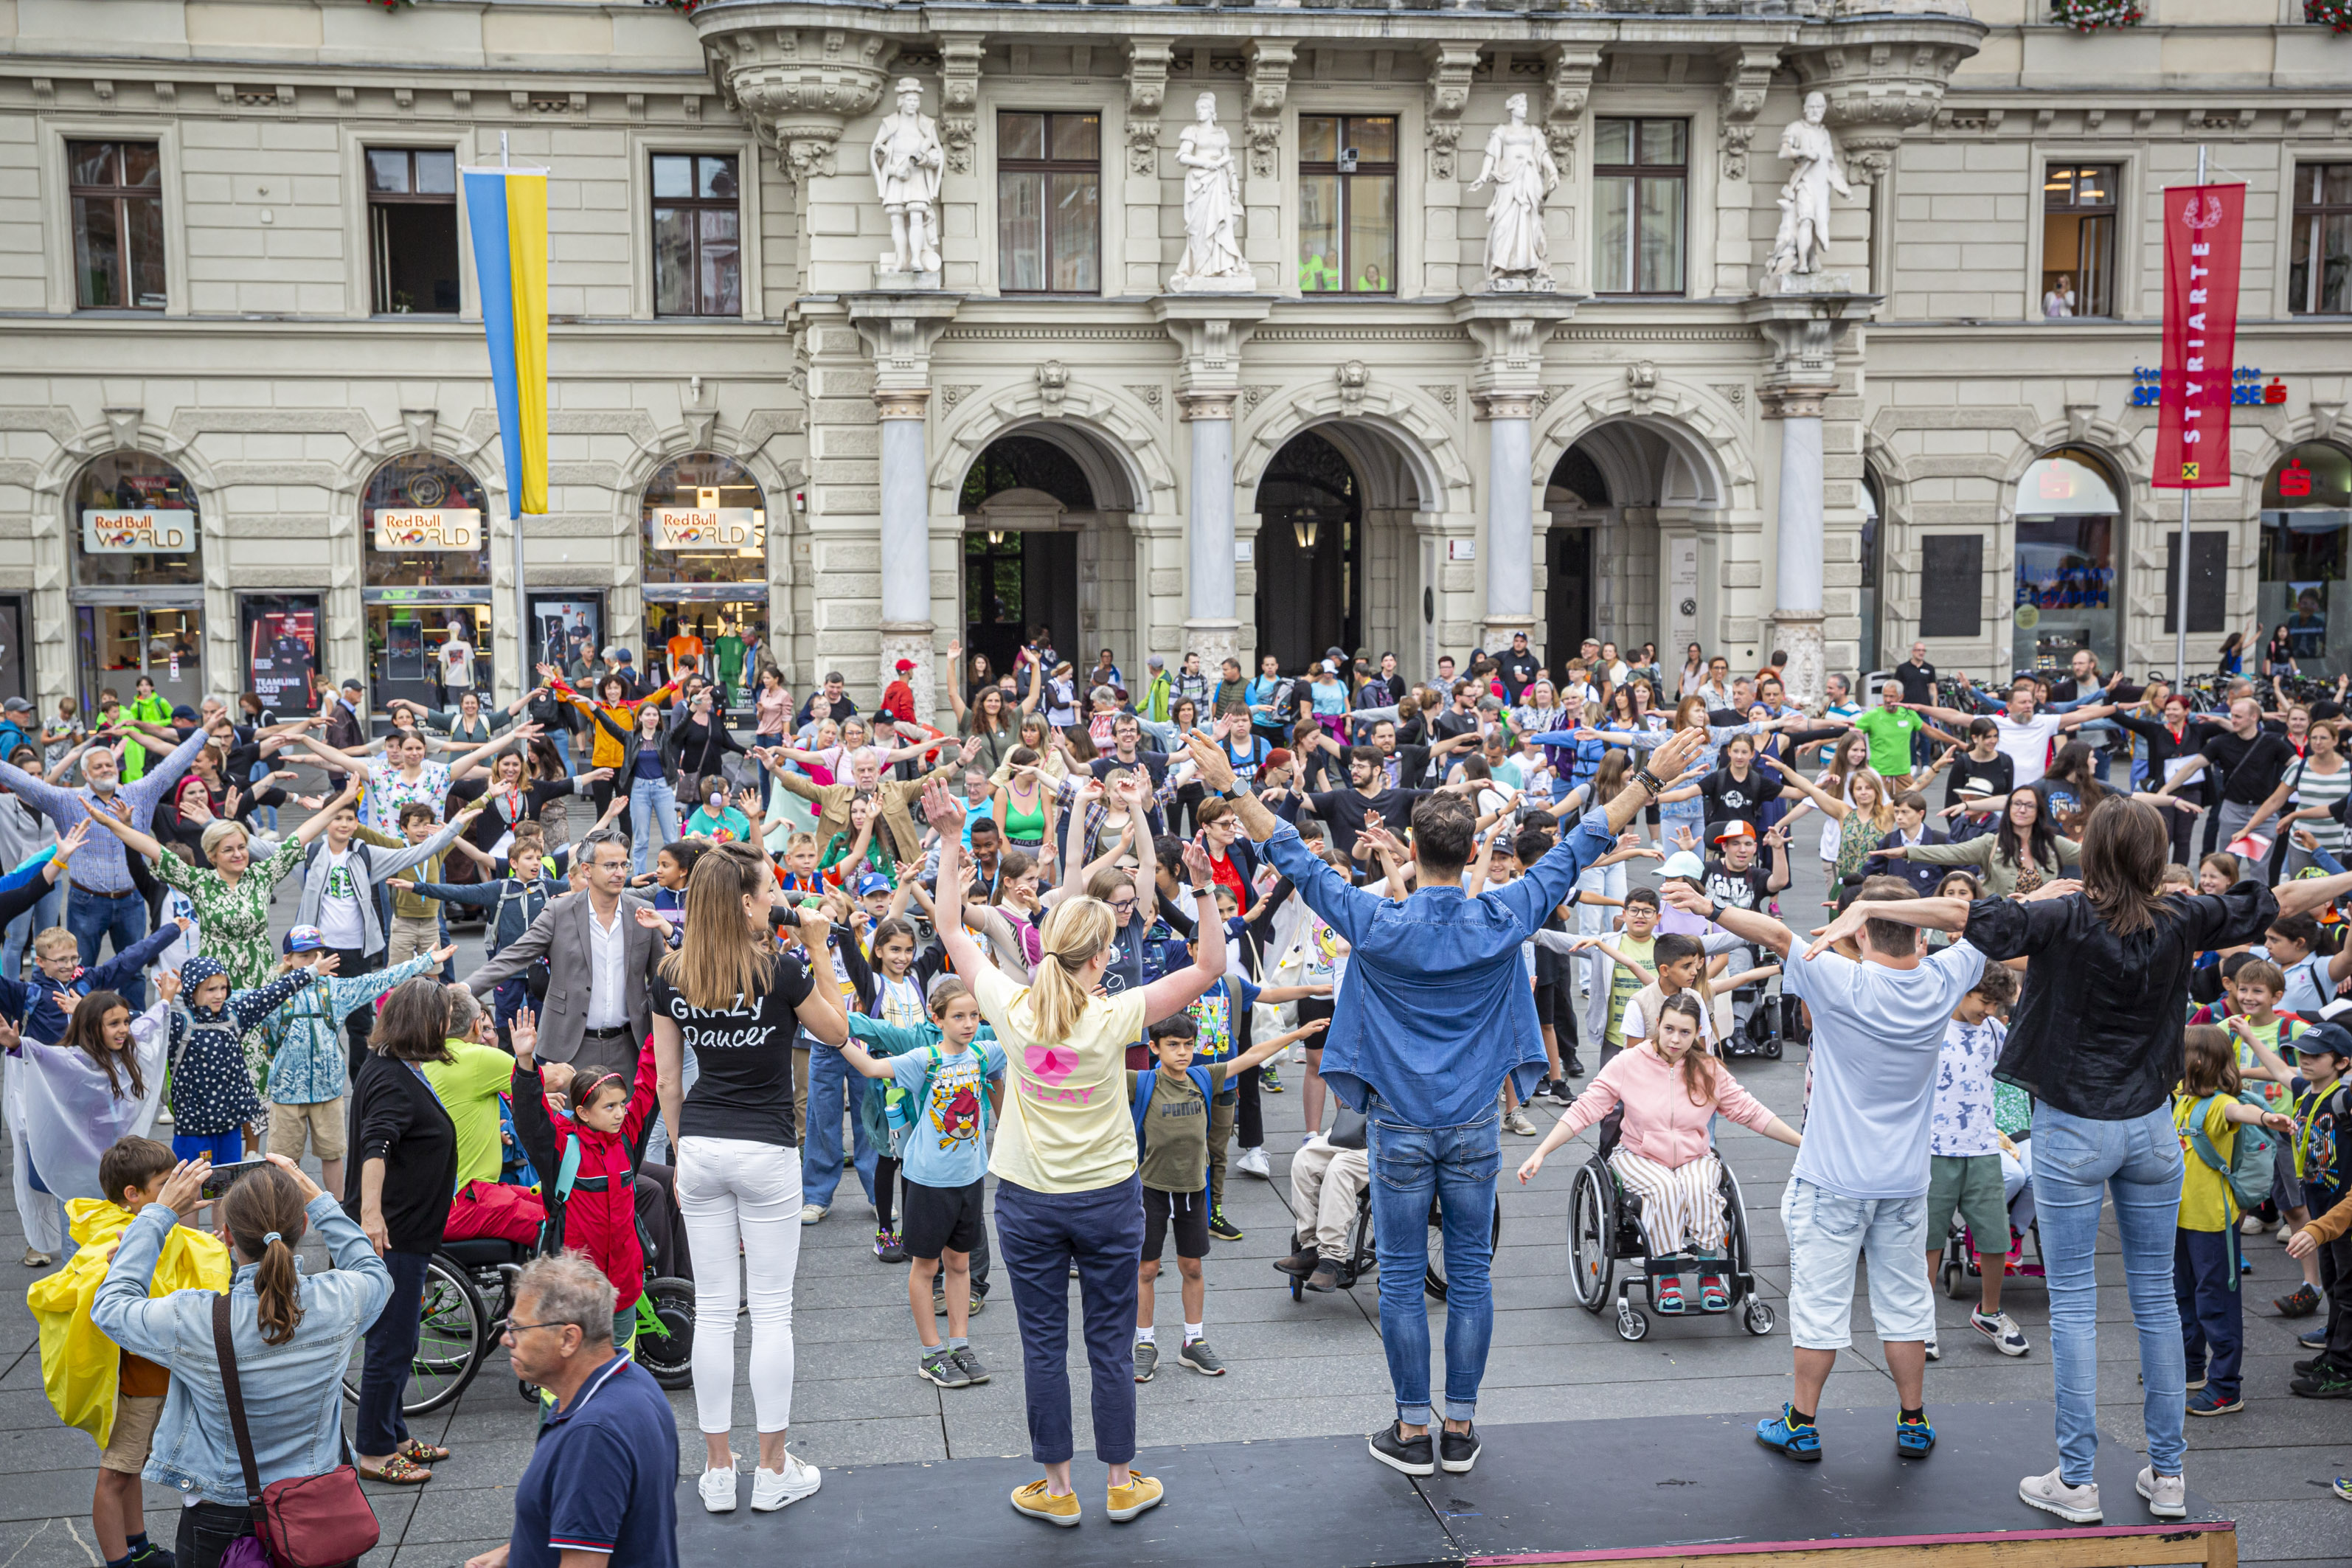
372, 510, 483, 550
81, 510, 195, 552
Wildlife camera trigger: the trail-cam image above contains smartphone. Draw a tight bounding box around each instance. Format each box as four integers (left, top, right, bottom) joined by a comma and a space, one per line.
200, 1157, 269, 1200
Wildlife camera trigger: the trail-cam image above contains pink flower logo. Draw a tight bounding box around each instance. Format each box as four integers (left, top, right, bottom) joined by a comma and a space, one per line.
1025, 1045, 1078, 1084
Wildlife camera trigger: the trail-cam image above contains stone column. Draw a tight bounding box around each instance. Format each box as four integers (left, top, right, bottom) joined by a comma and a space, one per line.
848, 294, 961, 721
1760, 384, 1832, 704
1178, 389, 1242, 674
1476, 391, 1537, 648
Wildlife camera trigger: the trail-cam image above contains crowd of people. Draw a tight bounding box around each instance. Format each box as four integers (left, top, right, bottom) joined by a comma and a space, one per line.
2, 621, 2350, 1567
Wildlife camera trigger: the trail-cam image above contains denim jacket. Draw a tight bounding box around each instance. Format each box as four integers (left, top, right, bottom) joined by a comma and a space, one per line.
91, 1194, 392, 1501
1261, 805, 1614, 1128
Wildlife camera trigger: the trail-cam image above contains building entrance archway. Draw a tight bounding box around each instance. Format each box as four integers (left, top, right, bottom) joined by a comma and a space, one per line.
1544, 416, 1730, 673
1249, 421, 1426, 679
957, 428, 1142, 687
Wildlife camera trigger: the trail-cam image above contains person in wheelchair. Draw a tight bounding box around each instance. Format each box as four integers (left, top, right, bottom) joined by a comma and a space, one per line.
1276, 1104, 1371, 1293
1519, 994, 1800, 1311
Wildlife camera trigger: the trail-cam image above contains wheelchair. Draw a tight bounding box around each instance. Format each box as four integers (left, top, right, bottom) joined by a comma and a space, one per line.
1566, 1111, 1775, 1342
1286, 1186, 1503, 1304
341, 1227, 697, 1418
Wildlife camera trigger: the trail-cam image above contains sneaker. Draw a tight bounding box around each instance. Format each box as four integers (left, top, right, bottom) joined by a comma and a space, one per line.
2239, 1214, 2268, 1235
2300, 1328, 2328, 1350
1010, 1479, 1081, 1528
1697, 1274, 1729, 1312
2185, 1372, 2207, 1390
1179, 1338, 1226, 1376
1654, 1277, 1685, 1314
952, 1345, 990, 1385
1895, 1412, 1936, 1458
19, 1248, 49, 1269
874, 1227, 906, 1263
919, 1345, 972, 1388
1544, 1078, 1573, 1103
1505, 1109, 1538, 1137
2185, 1387, 2244, 1416
1439, 1425, 1480, 1474
1233, 1145, 1272, 1179
1259, 1065, 1285, 1094
698, 1460, 740, 1513
2275, 1282, 2322, 1319
751, 1454, 821, 1511
2290, 1364, 2352, 1398
1207, 1209, 1243, 1242
1755, 1405, 1822, 1463
2019, 1467, 2102, 1524
929, 1286, 985, 1317
1305, 1258, 1343, 1292
1970, 1309, 2030, 1357
1133, 1339, 1159, 1383
2332, 1477, 2352, 1505
1369, 1423, 1435, 1477
1106, 1473, 1165, 1522
1274, 1244, 1321, 1278
1565, 1055, 1586, 1078
125, 1544, 173, 1568
799, 1203, 828, 1226
2136, 1465, 2188, 1520
1923, 1332, 1940, 1361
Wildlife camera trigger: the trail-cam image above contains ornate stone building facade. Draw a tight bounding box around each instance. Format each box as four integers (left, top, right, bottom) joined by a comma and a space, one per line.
1, 0, 2348, 720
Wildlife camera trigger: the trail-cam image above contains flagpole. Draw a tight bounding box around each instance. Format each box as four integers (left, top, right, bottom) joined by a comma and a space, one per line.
2174, 142, 2204, 688
500, 130, 530, 687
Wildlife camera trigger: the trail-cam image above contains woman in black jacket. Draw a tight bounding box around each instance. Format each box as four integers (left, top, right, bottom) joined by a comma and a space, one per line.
664, 684, 747, 785
346, 977, 460, 1486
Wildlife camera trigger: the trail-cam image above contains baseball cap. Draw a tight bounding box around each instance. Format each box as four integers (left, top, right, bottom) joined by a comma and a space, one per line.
282, 926, 327, 954
895, 659, 916, 674
2297, 1019, 2352, 1062
1147, 654, 1165, 669
1659, 850, 1706, 881
1713, 821, 1757, 845
616, 649, 634, 664
1, 698, 30, 714
856, 870, 893, 897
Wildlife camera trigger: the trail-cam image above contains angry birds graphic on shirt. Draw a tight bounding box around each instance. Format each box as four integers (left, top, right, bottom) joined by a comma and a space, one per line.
936, 1079, 983, 1152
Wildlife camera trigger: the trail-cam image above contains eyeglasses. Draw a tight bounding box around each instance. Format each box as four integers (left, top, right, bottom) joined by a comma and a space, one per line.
498, 1318, 569, 1340
1109, 897, 1137, 915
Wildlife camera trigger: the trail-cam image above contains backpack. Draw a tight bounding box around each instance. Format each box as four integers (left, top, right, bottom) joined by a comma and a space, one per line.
856, 1044, 943, 1158
2185, 1092, 2276, 1218
1130, 1065, 1217, 1198
535, 1137, 585, 1256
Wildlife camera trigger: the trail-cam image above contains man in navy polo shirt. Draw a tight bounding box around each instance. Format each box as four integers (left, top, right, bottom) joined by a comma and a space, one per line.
466, 1255, 679, 1568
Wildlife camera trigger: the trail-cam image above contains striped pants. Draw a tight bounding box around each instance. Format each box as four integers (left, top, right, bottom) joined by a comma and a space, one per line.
1609, 1148, 1728, 1257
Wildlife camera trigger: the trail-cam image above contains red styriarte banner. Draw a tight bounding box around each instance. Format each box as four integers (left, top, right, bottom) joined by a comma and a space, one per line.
2154, 182, 2246, 490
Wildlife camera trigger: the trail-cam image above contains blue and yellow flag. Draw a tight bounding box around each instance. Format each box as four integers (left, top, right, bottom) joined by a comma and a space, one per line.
461, 166, 549, 518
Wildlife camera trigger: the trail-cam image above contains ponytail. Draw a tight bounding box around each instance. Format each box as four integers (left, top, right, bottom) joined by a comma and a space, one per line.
220, 1165, 309, 1345
1025, 895, 1114, 1042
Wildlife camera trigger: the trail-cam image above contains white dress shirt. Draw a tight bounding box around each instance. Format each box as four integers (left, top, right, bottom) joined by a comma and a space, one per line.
584, 900, 628, 1030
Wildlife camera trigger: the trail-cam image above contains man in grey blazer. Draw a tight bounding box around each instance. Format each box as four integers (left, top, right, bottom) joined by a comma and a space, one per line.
460, 828, 663, 1065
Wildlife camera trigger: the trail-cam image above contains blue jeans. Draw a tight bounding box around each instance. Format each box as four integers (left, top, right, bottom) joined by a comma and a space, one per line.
629, 775, 679, 874
2032, 1101, 2188, 1482
1367, 1095, 1499, 1426
67, 887, 149, 1007
993, 1175, 1143, 1466
3, 879, 64, 981
800, 1040, 875, 1210
2174, 1227, 2242, 1400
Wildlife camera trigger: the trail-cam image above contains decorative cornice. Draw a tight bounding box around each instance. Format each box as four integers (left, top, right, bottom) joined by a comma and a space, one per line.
698, 24, 896, 184
874, 389, 932, 420
1758, 384, 1833, 420
1177, 389, 1240, 423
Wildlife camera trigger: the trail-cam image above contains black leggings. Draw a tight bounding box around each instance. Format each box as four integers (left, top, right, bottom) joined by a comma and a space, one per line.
875, 1155, 903, 1233
589, 773, 619, 823
333, 946, 382, 1075
1235, 1065, 1263, 1149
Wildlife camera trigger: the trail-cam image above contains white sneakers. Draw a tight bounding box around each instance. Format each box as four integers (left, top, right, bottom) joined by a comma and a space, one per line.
699, 1461, 740, 1514
1969, 1310, 2030, 1357
2136, 1466, 2188, 1520
752, 1454, 823, 1511
2019, 1467, 2102, 1524
1233, 1145, 1272, 1179
799, 1203, 828, 1226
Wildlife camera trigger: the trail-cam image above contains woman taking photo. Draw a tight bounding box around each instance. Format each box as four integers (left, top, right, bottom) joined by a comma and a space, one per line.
917, 780, 1226, 1527
651, 842, 849, 1514
347, 979, 462, 1485
1803, 797, 2351, 1524
93, 1154, 392, 1568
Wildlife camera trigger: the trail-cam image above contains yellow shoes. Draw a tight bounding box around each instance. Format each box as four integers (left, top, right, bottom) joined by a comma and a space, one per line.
1010, 1474, 1166, 1526
1010, 1479, 1081, 1527
1106, 1472, 1165, 1522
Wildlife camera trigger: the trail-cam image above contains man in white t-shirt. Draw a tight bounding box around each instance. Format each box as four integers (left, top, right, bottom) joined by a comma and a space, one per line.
1911, 677, 2115, 788
1662, 876, 1985, 1466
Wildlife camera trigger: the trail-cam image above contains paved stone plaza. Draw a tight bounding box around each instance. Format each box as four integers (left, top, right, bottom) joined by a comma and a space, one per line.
0, 850, 2342, 1566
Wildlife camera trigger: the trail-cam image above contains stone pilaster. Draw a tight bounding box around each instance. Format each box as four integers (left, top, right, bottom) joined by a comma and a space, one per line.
1456, 294, 1580, 653
1156, 296, 1272, 679
848, 294, 961, 722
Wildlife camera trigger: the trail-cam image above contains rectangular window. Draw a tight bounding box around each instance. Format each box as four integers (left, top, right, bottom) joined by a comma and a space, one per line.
67, 140, 166, 311
364, 148, 460, 315
2290, 164, 2352, 316
996, 112, 1100, 294
1592, 119, 1686, 296
2040, 164, 2117, 319
651, 153, 742, 317
1298, 116, 1398, 294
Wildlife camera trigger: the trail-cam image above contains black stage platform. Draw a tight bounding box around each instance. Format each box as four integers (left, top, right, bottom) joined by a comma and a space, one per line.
675, 1401, 2236, 1567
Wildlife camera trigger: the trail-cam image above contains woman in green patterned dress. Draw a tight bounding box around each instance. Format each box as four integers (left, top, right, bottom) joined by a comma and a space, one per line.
1757, 754, 1898, 889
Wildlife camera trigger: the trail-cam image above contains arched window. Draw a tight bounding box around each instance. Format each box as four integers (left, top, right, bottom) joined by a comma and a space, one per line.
2013, 446, 2123, 676
72, 452, 201, 589
639, 451, 769, 698
361, 454, 491, 714
2260, 440, 2352, 678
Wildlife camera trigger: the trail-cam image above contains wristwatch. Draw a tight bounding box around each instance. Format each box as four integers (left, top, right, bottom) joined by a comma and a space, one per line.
1221, 786, 1245, 800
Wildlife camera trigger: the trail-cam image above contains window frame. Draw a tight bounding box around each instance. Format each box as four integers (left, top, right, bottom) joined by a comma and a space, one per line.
2039, 162, 2122, 320
362, 146, 461, 318
2290, 162, 2352, 318
66, 138, 167, 313
649, 150, 745, 319
994, 111, 1103, 297
1297, 114, 1401, 297
1589, 117, 1690, 299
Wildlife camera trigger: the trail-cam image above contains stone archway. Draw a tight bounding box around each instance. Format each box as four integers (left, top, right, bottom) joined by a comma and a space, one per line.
1246, 417, 1435, 680
1543, 414, 1733, 667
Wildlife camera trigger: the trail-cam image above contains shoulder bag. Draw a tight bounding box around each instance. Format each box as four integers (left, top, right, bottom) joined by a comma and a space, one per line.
209, 1294, 381, 1568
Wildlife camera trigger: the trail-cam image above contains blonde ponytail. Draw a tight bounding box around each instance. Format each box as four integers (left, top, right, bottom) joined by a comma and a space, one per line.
1024, 895, 1114, 1042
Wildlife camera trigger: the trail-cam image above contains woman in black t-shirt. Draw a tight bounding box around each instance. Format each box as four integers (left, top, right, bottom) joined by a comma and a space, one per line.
650, 841, 847, 1515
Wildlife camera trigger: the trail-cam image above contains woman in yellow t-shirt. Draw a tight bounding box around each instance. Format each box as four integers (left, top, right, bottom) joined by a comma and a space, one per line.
919, 777, 1226, 1530
2171, 1026, 2295, 1417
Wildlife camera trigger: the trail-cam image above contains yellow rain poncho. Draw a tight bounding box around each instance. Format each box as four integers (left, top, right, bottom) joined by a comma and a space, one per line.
26, 1198, 231, 1448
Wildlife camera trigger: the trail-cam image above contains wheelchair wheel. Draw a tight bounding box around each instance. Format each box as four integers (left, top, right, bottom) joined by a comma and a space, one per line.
1763, 1036, 1783, 1061
633, 1277, 697, 1390
1743, 1299, 1777, 1336
1347, 1198, 1376, 1286
1568, 1164, 1613, 1314
1423, 1193, 1503, 1302
343, 1252, 490, 1418
1943, 1258, 1969, 1300
1616, 1304, 1649, 1342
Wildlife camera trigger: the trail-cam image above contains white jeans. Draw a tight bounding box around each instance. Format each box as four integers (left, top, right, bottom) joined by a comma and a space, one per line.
676, 1136, 803, 1437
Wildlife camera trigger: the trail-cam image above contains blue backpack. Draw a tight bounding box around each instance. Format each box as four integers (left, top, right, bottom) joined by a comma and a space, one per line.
1131, 1066, 1216, 1199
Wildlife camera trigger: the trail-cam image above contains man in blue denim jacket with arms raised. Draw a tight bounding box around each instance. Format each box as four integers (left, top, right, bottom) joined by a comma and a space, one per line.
1182, 726, 1707, 1477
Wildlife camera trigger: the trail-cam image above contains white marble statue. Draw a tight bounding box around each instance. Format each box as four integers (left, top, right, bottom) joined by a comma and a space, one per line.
1765, 91, 1851, 281
870, 77, 943, 277
1467, 94, 1558, 290
1169, 93, 1250, 291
